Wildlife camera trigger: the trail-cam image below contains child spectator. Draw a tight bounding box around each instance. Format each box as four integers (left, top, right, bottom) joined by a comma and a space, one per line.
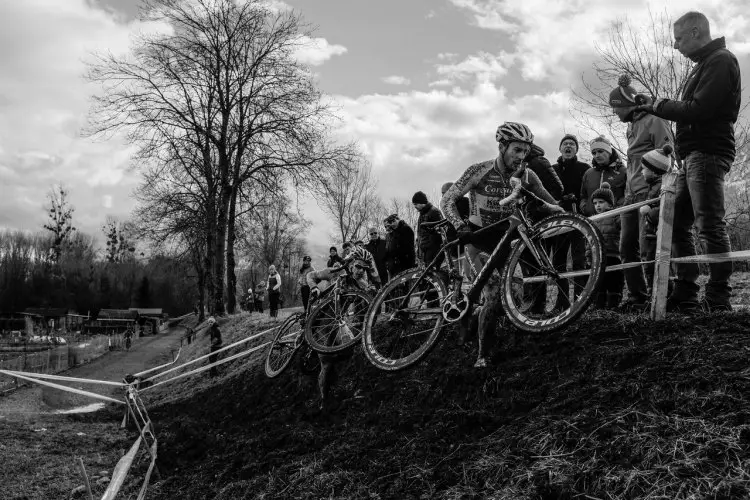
253, 284, 265, 314
590, 183, 624, 309
206, 317, 222, 377
580, 136, 627, 216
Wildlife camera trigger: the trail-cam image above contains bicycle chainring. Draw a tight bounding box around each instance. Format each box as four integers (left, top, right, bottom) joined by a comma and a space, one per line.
441, 291, 471, 323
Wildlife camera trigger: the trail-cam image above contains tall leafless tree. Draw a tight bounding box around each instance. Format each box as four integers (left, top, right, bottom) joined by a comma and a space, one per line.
43, 185, 76, 262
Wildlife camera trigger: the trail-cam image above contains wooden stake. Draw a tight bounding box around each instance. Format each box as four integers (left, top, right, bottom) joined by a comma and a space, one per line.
650, 167, 678, 320
77, 457, 94, 500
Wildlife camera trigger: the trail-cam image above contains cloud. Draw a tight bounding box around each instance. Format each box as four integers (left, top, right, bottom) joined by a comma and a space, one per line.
295, 35, 348, 66
435, 51, 511, 82
381, 75, 411, 85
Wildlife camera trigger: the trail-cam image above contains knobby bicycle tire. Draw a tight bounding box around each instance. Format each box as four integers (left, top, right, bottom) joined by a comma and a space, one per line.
500, 212, 605, 333
362, 268, 448, 371
264, 313, 303, 378
304, 289, 372, 354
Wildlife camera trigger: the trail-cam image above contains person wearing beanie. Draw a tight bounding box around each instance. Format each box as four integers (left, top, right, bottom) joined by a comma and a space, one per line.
579, 136, 626, 216
327, 246, 344, 268
590, 182, 624, 309
364, 227, 388, 285
551, 133, 590, 310
412, 191, 443, 265
609, 73, 674, 311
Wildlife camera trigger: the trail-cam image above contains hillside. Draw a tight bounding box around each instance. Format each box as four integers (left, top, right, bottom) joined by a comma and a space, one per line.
131, 308, 750, 499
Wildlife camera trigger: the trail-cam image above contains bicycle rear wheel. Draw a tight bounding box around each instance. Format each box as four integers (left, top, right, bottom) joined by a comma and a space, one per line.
500, 213, 605, 333
264, 313, 303, 378
362, 268, 447, 371
305, 289, 372, 354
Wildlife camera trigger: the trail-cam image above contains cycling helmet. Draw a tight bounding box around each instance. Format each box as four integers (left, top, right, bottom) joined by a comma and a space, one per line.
495, 122, 534, 145
348, 245, 370, 263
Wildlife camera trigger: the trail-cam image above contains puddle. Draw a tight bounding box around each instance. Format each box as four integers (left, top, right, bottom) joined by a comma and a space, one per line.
54, 402, 105, 414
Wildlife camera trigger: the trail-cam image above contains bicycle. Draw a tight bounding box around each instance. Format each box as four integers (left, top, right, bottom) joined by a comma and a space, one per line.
264, 305, 320, 378
361, 179, 606, 371
303, 262, 373, 355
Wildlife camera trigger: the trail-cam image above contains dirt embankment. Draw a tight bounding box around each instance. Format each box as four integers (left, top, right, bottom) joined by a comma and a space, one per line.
127, 310, 750, 500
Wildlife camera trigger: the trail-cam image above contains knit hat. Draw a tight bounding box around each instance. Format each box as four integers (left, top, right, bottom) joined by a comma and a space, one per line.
590, 136, 613, 155
529, 143, 545, 158
609, 74, 638, 107
591, 182, 615, 207
412, 191, 428, 204
641, 144, 674, 175
559, 133, 579, 152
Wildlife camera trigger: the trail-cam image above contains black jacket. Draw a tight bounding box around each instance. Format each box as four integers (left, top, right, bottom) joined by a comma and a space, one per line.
553, 156, 590, 212
579, 150, 627, 216
527, 148, 564, 201
416, 203, 443, 262
385, 221, 415, 270
327, 255, 344, 268
364, 238, 388, 284
655, 37, 741, 162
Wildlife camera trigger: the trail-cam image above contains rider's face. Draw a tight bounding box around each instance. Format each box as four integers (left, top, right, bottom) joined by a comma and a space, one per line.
501, 142, 531, 168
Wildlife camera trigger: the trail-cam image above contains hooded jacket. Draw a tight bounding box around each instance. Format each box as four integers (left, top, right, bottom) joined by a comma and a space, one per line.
579, 149, 627, 216
593, 215, 621, 258
625, 113, 673, 199
416, 202, 443, 261
654, 37, 741, 162
385, 220, 416, 271
526, 145, 564, 201
552, 155, 590, 212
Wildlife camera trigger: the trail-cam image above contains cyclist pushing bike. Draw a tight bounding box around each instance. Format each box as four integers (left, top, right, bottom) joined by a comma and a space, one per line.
440, 122, 563, 368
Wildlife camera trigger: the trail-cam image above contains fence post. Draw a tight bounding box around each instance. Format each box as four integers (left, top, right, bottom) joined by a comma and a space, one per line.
650, 168, 678, 320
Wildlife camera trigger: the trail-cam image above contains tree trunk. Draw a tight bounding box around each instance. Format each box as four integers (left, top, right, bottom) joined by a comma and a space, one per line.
213, 182, 231, 315
225, 185, 238, 314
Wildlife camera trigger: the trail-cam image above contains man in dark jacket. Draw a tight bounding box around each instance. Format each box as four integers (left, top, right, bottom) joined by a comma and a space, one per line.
364, 228, 388, 284
637, 11, 741, 312
383, 214, 415, 279
412, 191, 443, 265
551, 134, 590, 309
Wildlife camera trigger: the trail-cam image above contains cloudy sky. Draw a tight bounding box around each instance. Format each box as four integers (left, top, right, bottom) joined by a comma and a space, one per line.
1, 0, 748, 262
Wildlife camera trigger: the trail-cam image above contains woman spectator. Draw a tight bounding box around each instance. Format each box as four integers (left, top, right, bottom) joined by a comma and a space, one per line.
297, 256, 315, 311
266, 265, 282, 319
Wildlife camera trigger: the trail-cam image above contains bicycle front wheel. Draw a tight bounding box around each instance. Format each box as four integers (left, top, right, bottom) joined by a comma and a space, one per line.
500, 212, 605, 333
362, 268, 447, 371
264, 313, 303, 378
304, 289, 372, 354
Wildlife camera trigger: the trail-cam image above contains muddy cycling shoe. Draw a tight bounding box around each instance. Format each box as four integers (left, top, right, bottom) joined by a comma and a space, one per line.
473, 357, 489, 368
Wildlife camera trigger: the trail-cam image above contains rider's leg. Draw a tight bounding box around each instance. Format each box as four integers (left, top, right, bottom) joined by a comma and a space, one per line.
475, 274, 502, 367
318, 355, 335, 409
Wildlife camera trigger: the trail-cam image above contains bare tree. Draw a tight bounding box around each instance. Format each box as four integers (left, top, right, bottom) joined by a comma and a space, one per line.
43, 185, 76, 262
317, 158, 383, 243
102, 216, 136, 263
86, 0, 347, 315
570, 9, 692, 152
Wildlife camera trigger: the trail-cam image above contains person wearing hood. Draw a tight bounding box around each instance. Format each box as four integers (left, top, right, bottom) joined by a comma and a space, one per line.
579, 137, 627, 216
412, 191, 443, 265
610, 74, 674, 310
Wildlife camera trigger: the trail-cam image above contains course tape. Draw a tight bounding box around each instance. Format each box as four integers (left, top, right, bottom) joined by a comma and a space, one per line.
141, 326, 275, 383
589, 197, 660, 221
0, 370, 124, 405
670, 249, 750, 264
0, 369, 125, 387
141, 341, 271, 391
101, 433, 144, 500
133, 347, 183, 378
136, 440, 158, 500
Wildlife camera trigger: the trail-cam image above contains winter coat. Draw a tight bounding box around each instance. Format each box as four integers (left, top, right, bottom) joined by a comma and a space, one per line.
655, 37, 742, 162
297, 264, 315, 290
364, 238, 388, 284
593, 214, 621, 258
553, 156, 590, 212
385, 221, 416, 271
625, 113, 673, 200
527, 149, 564, 201
416, 203, 443, 262
579, 150, 627, 216
643, 177, 663, 239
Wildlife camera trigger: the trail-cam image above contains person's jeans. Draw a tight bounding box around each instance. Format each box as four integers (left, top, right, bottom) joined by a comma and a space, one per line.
620, 192, 649, 301
671, 151, 733, 303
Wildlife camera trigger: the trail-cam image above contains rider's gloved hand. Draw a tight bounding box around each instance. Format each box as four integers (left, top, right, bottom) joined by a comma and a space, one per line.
456, 223, 473, 244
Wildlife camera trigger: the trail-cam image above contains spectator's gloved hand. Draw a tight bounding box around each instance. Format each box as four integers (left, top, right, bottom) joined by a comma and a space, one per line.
456, 224, 473, 244
310, 287, 320, 300
639, 205, 650, 217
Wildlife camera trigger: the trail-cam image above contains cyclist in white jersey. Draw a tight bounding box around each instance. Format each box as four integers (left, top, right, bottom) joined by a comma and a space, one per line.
441, 122, 560, 368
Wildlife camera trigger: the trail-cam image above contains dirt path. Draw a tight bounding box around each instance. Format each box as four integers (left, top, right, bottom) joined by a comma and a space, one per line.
0, 327, 184, 419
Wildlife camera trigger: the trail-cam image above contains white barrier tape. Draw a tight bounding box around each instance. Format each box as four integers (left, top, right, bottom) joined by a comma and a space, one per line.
0, 370, 124, 405
102, 434, 143, 500
141, 341, 271, 391
0, 369, 125, 387
670, 250, 750, 264
142, 326, 276, 382
589, 197, 660, 221
136, 440, 158, 500
133, 347, 183, 378
604, 260, 656, 272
